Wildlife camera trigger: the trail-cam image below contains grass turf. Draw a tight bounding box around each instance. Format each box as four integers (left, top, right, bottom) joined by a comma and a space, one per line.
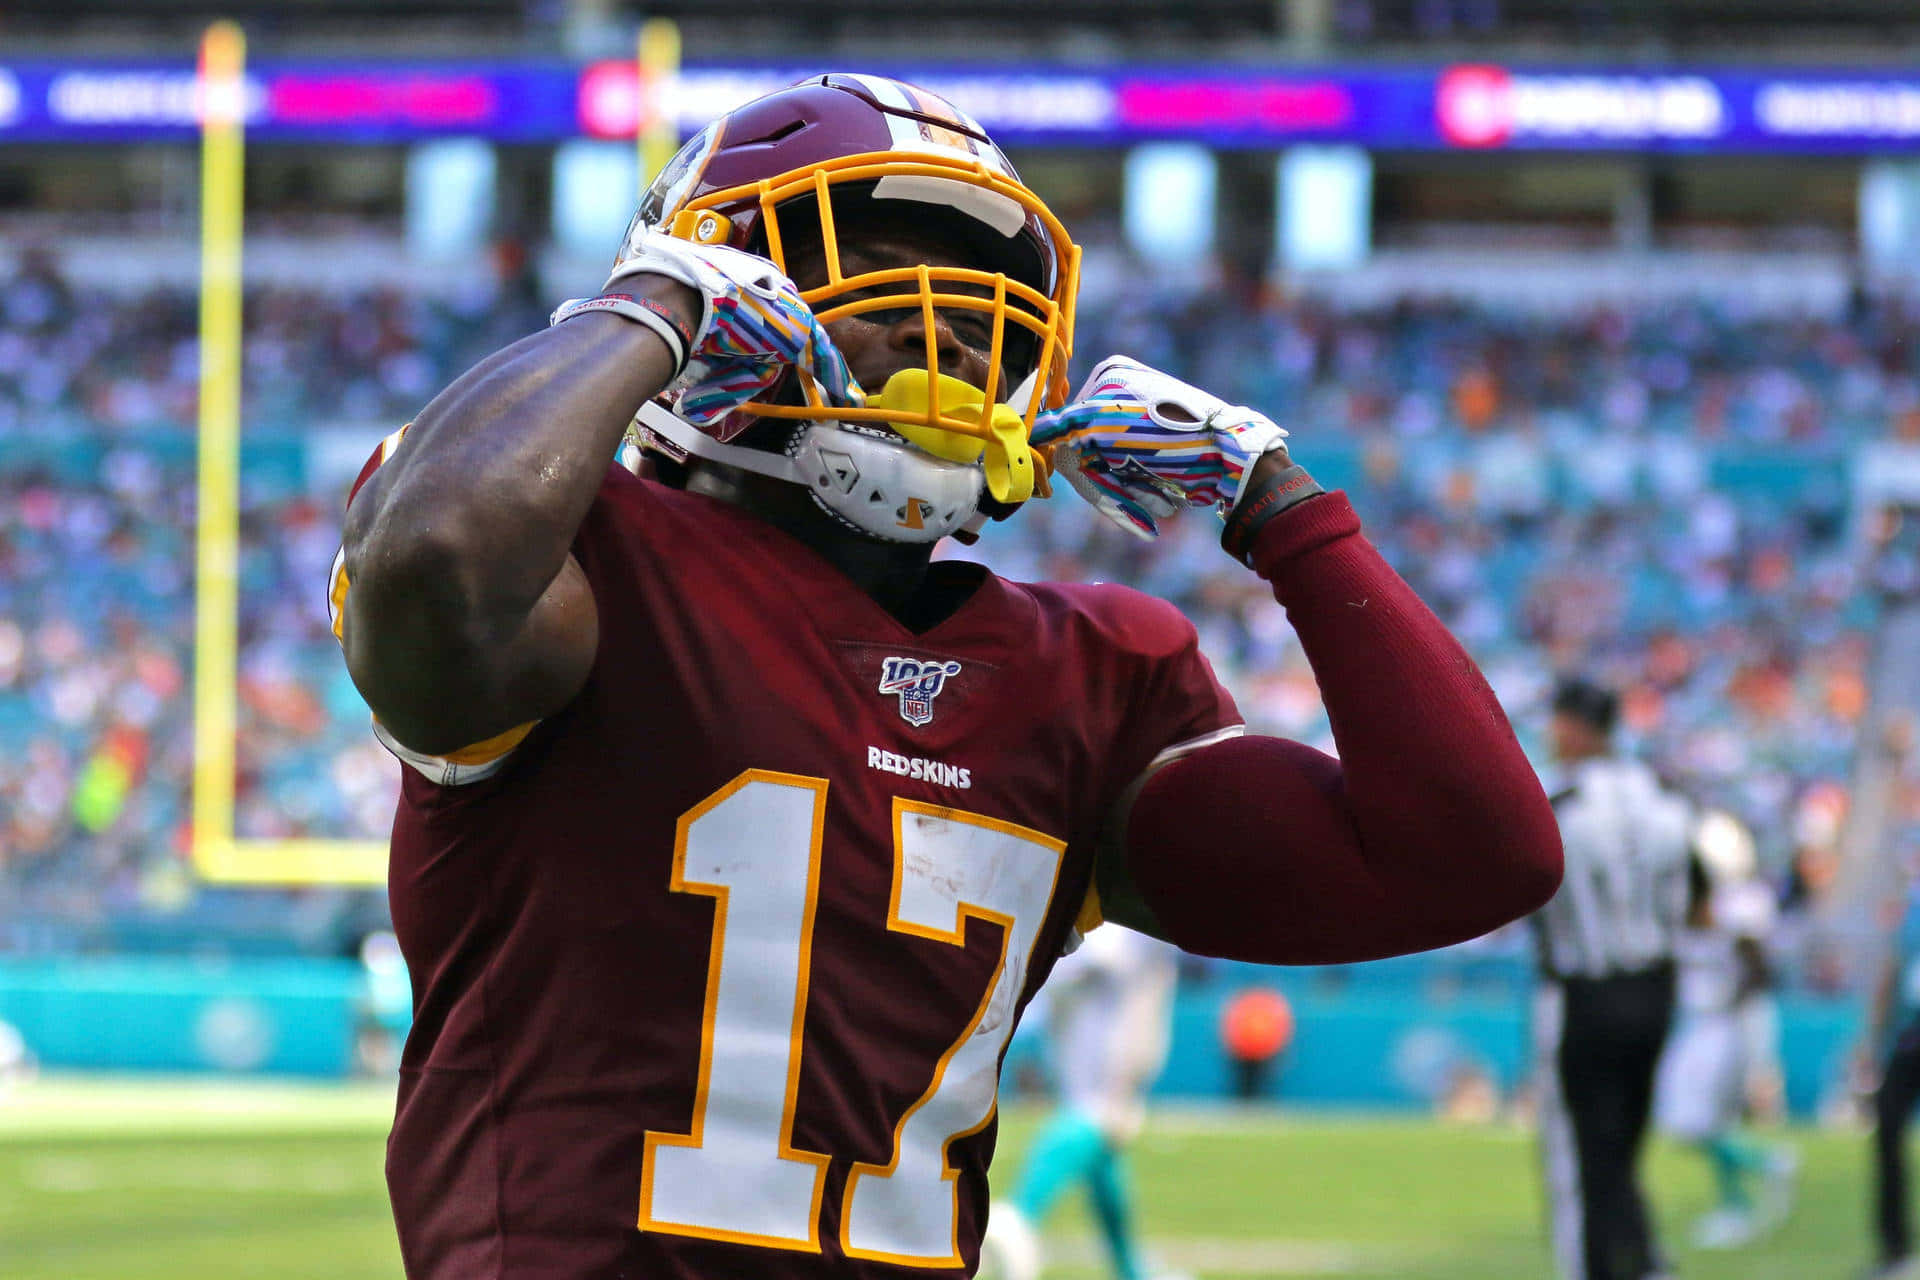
0, 1076, 1887, 1278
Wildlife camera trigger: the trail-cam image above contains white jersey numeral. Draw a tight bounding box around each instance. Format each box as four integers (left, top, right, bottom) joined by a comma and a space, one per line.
636, 774, 1066, 1266
639, 771, 833, 1251
641, 771, 1067, 1258
841, 800, 1067, 1265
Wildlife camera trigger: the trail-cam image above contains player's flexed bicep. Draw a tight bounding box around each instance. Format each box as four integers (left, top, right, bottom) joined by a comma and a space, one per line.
330, 275, 693, 757
333, 225, 861, 759
333, 423, 601, 760
1052, 356, 1561, 964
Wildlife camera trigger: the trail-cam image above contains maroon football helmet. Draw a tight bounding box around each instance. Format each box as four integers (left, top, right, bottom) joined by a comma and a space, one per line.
619, 73, 1080, 454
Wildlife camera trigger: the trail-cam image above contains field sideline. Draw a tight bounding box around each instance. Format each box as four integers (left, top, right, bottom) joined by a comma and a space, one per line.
0, 1076, 1887, 1278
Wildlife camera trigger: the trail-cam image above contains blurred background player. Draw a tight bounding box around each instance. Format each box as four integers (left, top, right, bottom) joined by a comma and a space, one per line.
1862, 854, 1920, 1280
1531, 677, 1693, 1280
983, 927, 1188, 1280
1652, 809, 1797, 1250
0, 1018, 36, 1092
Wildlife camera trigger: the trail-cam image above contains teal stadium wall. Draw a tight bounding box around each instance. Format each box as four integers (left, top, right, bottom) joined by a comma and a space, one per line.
0, 959, 364, 1076
1150, 979, 1858, 1118
0, 957, 1860, 1117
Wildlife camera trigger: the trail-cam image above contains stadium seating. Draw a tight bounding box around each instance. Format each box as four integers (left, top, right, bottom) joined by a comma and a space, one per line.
2, 245, 1914, 980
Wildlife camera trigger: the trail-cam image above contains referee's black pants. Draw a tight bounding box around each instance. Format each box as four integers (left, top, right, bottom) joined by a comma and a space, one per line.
1535, 964, 1676, 1280
1875, 1015, 1920, 1265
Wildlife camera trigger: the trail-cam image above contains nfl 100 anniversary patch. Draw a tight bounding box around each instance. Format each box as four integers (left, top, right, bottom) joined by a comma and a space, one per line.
877, 656, 963, 727
833, 642, 995, 729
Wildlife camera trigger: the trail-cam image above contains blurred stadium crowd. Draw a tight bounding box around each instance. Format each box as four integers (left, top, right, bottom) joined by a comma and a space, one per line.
3, 239, 1919, 972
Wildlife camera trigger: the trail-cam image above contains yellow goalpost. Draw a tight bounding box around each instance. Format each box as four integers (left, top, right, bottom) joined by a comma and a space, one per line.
639, 18, 683, 190
189, 20, 386, 886
189, 21, 680, 886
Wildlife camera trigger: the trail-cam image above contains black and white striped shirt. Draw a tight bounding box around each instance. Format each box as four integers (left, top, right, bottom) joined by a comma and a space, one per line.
1533, 756, 1694, 980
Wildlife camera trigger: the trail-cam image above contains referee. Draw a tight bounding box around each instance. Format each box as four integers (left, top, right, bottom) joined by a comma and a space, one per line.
1863, 866, 1920, 1280
1532, 677, 1697, 1280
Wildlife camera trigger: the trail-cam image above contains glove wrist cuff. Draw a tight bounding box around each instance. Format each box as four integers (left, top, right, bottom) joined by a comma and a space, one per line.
551, 293, 693, 378
1221, 461, 1324, 566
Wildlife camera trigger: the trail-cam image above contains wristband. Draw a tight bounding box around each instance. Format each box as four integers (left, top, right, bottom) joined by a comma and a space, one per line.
1220, 460, 1324, 566
550, 293, 694, 376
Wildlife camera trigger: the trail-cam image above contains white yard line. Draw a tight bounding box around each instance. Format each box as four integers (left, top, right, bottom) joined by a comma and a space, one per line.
1108, 1102, 1534, 1143
1040, 1232, 1404, 1275
0, 1075, 395, 1140
21, 1153, 369, 1194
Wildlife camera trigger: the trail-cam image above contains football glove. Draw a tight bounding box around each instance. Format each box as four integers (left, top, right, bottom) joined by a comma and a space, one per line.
1030, 355, 1291, 539
607, 228, 864, 425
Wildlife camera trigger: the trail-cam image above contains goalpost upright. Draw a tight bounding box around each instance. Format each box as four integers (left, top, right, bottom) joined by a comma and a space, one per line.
190, 20, 385, 886
638, 18, 683, 190
189, 18, 681, 886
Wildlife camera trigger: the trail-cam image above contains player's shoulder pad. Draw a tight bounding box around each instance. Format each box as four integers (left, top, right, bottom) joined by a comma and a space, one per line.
345, 423, 411, 509
331, 424, 413, 644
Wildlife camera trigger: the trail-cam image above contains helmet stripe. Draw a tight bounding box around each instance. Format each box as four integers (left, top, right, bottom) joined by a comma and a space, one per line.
900, 84, 987, 136
846, 72, 916, 112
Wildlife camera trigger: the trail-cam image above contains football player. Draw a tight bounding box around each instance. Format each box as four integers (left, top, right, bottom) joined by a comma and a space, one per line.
1651, 811, 1795, 1250
981, 927, 1186, 1280
330, 74, 1562, 1279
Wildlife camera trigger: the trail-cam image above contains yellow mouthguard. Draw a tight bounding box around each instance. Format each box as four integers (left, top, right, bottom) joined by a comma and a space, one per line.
869, 369, 1037, 505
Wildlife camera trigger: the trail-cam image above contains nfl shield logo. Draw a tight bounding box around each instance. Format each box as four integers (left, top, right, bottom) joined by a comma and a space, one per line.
877, 657, 963, 727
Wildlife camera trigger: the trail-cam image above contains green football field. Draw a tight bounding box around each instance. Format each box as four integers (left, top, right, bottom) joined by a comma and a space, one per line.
0, 1076, 1889, 1278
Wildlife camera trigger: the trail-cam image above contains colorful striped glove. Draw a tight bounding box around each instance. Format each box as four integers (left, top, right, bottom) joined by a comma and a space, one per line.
607, 229, 863, 426
1030, 355, 1290, 539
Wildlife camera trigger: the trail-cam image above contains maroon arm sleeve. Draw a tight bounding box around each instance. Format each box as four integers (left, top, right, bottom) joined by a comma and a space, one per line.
1123, 492, 1562, 964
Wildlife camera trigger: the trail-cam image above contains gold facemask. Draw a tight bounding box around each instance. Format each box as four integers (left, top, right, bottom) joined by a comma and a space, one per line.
665, 153, 1081, 503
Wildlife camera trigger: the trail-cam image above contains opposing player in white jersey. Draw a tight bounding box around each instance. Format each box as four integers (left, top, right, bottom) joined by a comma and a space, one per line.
1653, 810, 1797, 1249
983, 927, 1186, 1280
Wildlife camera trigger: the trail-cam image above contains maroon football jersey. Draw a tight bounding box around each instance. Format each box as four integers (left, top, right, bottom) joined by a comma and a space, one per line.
354, 465, 1239, 1279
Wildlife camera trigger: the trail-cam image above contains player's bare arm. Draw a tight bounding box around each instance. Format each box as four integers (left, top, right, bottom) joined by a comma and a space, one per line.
338, 282, 696, 755
1040, 364, 1564, 963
